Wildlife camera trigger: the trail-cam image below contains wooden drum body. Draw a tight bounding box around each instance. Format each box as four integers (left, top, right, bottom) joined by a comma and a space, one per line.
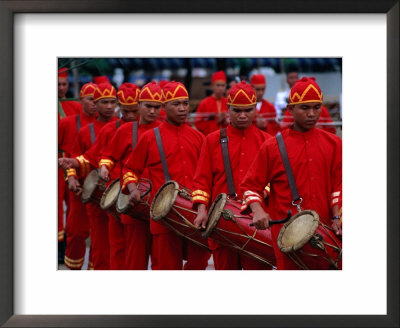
277, 210, 342, 270
203, 193, 276, 268
100, 178, 121, 220
81, 170, 106, 206
150, 181, 209, 250
116, 178, 152, 221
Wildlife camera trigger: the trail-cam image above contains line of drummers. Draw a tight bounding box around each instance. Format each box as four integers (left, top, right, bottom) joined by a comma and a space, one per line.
58, 71, 342, 270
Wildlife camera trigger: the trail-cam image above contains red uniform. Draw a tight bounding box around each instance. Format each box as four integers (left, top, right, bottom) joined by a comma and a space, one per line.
281, 106, 336, 134
240, 127, 342, 269
71, 119, 115, 270
57, 100, 84, 243
58, 99, 82, 120
194, 95, 228, 136
192, 124, 272, 269
79, 118, 127, 270
122, 121, 211, 270
255, 99, 281, 136
99, 120, 160, 270
59, 112, 96, 269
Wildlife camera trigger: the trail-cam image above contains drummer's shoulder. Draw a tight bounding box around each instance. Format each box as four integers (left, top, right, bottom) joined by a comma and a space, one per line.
315, 128, 342, 145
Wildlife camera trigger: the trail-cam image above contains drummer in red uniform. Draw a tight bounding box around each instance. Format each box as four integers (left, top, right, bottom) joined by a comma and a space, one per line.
240, 77, 342, 270
192, 81, 273, 270
60, 82, 118, 270
98, 82, 162, 269
57, 67, 84, 263
122, 81, 211, 270
59, 82, 97, 269
250, 74, 281, 136
194, 71, 229, 136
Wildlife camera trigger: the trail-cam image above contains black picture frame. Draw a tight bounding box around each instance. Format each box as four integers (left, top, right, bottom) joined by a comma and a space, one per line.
1, 1, 398, 327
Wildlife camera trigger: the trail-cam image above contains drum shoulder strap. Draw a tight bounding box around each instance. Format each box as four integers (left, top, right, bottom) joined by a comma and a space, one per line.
220, 128, 236, 197
89, 123, 96, 145
116, 119, 121, 129
75, 114, 81, 131
275, 132, 300, 202
132, 121, 138, 150
153, 127, 171, 182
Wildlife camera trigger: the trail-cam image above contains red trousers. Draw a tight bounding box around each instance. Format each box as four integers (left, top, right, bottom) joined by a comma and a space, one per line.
152, 232, 210, 270
108, 213, 126, 270
64, 190, 90, 270
87, 202, 110, 270
123, 216, 152, 270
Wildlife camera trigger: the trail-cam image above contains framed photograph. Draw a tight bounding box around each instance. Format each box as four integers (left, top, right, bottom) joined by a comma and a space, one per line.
1, 1, 398, 327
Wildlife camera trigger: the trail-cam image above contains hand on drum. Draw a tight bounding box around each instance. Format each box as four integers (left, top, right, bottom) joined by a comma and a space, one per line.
193, 203, 208, 230
67, 176, 81, 194
58, 158, 79, 170
127, 183, 141, 206
99, 165, 110, 182
249, 202, 271, 230
331, 219, 342, 237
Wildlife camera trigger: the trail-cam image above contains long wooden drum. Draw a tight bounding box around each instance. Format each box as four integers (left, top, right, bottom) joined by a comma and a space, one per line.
100, 178, 121, 220
150, 181, 209, 250
277, 210, 342, 270
203, 193, 276, 268
116, 178, 152, 221
81, 170, 106, 205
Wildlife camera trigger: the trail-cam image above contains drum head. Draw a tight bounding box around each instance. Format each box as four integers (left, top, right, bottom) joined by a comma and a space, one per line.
116, 190, 130, 213
202, 193, 227, 238
100, 179, 120, 210
277, 210, 319, 253
81, 170, 99, 203
150, 181, 179, 221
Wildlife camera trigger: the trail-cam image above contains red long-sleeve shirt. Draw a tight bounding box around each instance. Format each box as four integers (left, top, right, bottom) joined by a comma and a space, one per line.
58, 112, 97, 156
122, 121, 205, 234
192, 124, 271, 206
240, 127, 342, 239
69, 118, 116, 180
58, 100, 82, 120
281, 106, 336, 134
194, 95, 228, 136
99, 120, 160, 178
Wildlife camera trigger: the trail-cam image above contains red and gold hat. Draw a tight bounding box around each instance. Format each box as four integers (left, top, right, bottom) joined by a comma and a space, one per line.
288, 77, 323, 105
58, 68, 68, 78
79, 82, 97, 98
93, 75, 110, 84
158, 80, 169, 89
162, 81, 189, 103
250, 74, 266, 86
211, 71, 226, 83
227, 81, 257, 107
117, 83, 140, 105
139, 81, 163, 103
93, 83, 116, 102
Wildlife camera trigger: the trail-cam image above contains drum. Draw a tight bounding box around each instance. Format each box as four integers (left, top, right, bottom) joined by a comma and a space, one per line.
81, 170, 106, 205
116, 178, 152, 221
150, 181, 209, 250
277, 210, 342, 270
203, 193, 276, 268
100, 178, 121, 220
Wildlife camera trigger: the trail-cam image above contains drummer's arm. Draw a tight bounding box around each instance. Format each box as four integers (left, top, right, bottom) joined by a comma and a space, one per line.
193, 203, 208, 230
98, 157, 115, 182
127, 182, 141, 204
249, 202, 271, 230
